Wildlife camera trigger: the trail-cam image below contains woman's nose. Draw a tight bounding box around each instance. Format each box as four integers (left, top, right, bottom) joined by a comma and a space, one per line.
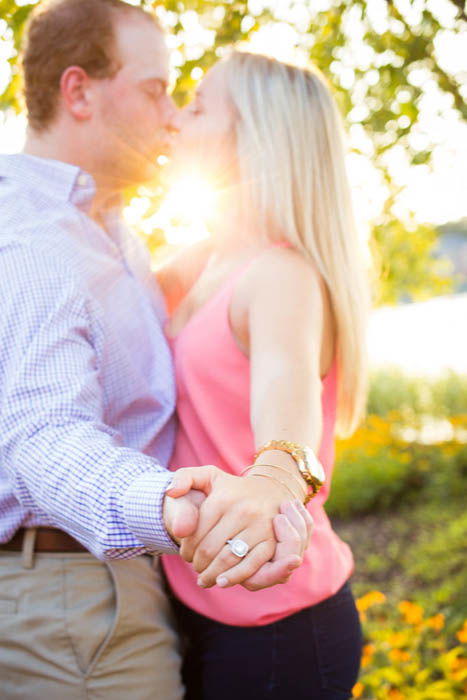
166, 98, 181, 134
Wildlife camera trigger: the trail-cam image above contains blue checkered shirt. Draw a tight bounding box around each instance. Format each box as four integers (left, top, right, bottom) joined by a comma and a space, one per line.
0, 153, 179, 558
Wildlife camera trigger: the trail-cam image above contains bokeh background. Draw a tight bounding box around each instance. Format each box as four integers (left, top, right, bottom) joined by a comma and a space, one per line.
1, 1, 466, 697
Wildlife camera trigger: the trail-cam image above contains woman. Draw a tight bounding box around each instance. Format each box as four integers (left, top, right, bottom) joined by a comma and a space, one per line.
159, 51, 369, 700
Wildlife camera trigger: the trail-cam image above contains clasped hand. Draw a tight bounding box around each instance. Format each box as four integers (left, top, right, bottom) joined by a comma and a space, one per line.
163, 465, 313, 591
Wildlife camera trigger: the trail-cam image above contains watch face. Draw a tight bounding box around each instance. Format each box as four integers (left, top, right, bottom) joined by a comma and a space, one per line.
304, 447, 326, 483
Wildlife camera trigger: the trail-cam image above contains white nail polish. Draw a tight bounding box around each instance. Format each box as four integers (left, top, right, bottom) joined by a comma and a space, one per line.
216, 576, 229, 588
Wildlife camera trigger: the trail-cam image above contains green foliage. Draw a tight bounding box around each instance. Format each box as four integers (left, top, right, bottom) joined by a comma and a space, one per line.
372, 206, 453, 305
330, 370, 467, 641
329, 446, 413, 518
337, 497, 467, 632
368, 369, 467, 419
404, 507, 467, 621
329, 369, 467, 518
1, 1, 466, 302
328, 430, 466, 518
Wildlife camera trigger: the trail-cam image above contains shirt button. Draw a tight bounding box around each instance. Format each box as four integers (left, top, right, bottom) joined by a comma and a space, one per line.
77, 174, 88, 187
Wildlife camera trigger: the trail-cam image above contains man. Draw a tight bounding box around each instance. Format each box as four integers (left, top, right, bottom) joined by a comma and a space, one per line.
0, 1, 311, 698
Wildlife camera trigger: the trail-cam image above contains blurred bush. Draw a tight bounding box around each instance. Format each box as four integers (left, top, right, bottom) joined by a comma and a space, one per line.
329, 369, 467, 647
368, 369, 467, 420
328, 413, 467, 518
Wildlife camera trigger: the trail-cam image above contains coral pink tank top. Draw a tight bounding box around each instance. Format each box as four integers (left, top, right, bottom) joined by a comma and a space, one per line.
161, 251, 354, 626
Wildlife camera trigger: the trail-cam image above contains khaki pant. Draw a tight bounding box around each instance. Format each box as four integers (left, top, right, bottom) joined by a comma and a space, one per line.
0, 533, 184, 699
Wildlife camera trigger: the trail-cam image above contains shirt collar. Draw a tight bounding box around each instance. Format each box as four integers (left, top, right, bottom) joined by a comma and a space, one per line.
0, 153, 97, 212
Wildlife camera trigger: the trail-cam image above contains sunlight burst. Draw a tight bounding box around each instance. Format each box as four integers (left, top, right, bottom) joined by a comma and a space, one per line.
159, 175, 215, 245
165, 176, 215, 224
127, 175, 216, 247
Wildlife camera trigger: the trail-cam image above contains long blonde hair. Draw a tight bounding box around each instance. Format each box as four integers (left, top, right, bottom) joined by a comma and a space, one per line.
223, 50, 369, 436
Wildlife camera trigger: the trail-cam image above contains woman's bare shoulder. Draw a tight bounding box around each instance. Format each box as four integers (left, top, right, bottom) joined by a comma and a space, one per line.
244, 244, 322, 297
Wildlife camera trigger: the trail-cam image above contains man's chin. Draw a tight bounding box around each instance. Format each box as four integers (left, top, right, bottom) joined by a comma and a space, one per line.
138, 145, 171, 181
140, 161, 161, 185
120, 159, 161, 188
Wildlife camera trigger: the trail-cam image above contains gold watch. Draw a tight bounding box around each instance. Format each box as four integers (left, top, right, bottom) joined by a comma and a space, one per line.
254, 440, 325, 504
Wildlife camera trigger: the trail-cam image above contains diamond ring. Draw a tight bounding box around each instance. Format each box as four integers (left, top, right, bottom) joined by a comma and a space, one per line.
226, 537, 249, 558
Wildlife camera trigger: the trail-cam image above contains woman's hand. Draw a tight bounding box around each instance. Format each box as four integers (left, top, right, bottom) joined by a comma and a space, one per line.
210, 498, 313, 591
165, 465, 312, 589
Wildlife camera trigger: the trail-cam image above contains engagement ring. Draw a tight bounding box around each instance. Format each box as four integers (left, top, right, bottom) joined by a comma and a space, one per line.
226, 538, 249, 558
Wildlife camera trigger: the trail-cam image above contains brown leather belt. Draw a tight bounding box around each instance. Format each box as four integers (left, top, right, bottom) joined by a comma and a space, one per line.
1, 527, 87, 553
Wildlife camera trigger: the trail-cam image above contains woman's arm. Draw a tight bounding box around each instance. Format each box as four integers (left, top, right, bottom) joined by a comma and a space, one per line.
247, 247, 328, 483
249, 248, 325, 449
167, 248, 327, 588
155, 238, 212, 314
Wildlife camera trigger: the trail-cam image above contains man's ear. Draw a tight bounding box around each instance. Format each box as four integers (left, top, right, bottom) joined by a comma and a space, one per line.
60, 66, 93, 122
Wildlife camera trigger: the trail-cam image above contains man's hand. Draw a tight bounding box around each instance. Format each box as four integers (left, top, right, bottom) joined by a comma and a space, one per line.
163, 489, 206, 544
165, 465, 313, 589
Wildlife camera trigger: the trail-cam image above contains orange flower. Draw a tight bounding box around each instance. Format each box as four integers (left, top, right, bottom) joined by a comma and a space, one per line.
388, 632, 407, 647
356, 591, 387, 613
451, 657, 467, 672
389, 649, 411, 663
388, 690, 404, 700
352, 681, 364, 698
426, 613, 445, 631
398, 600, 423, 625
457, 620, 467, 644
361, 643, 375, 668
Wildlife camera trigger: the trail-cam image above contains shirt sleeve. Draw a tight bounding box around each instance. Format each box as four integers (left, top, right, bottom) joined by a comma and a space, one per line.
0, 241, 179, 558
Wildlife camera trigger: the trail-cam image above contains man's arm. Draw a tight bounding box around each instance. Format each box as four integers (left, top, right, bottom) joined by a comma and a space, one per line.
0, 241, 179, 558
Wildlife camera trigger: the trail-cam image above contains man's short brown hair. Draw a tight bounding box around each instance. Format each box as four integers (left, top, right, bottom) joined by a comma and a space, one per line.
22, 0, 161, 132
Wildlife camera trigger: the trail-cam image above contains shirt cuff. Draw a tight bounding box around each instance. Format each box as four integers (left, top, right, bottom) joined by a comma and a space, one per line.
122, 470, 179, 555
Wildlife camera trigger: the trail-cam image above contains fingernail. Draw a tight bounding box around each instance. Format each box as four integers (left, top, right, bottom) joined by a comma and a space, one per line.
289, 555, 301, 569
197, 577, 207, 588
216, 576, 229, 588
165, 479, 175, 491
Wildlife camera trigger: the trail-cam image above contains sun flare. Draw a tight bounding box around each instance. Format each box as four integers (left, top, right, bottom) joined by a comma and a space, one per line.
164, 176, 215, 227
127, 174, 216, 247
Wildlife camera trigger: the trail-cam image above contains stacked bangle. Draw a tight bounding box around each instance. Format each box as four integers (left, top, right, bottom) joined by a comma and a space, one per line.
242, 463, 308, 501
253, 440, 325, 504
244, 470, 302, 501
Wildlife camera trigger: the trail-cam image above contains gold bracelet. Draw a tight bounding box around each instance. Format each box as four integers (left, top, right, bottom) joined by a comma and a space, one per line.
240, 464, 255, 476
246, 470, 303, 501
254, 440, 325, 504
242, 463, 308, 500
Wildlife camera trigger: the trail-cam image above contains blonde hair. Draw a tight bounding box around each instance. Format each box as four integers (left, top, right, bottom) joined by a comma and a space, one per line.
223, 51, 369, 436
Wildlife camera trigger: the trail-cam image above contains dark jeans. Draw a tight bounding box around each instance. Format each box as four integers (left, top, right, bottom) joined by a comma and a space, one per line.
171, 581, 362, 700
